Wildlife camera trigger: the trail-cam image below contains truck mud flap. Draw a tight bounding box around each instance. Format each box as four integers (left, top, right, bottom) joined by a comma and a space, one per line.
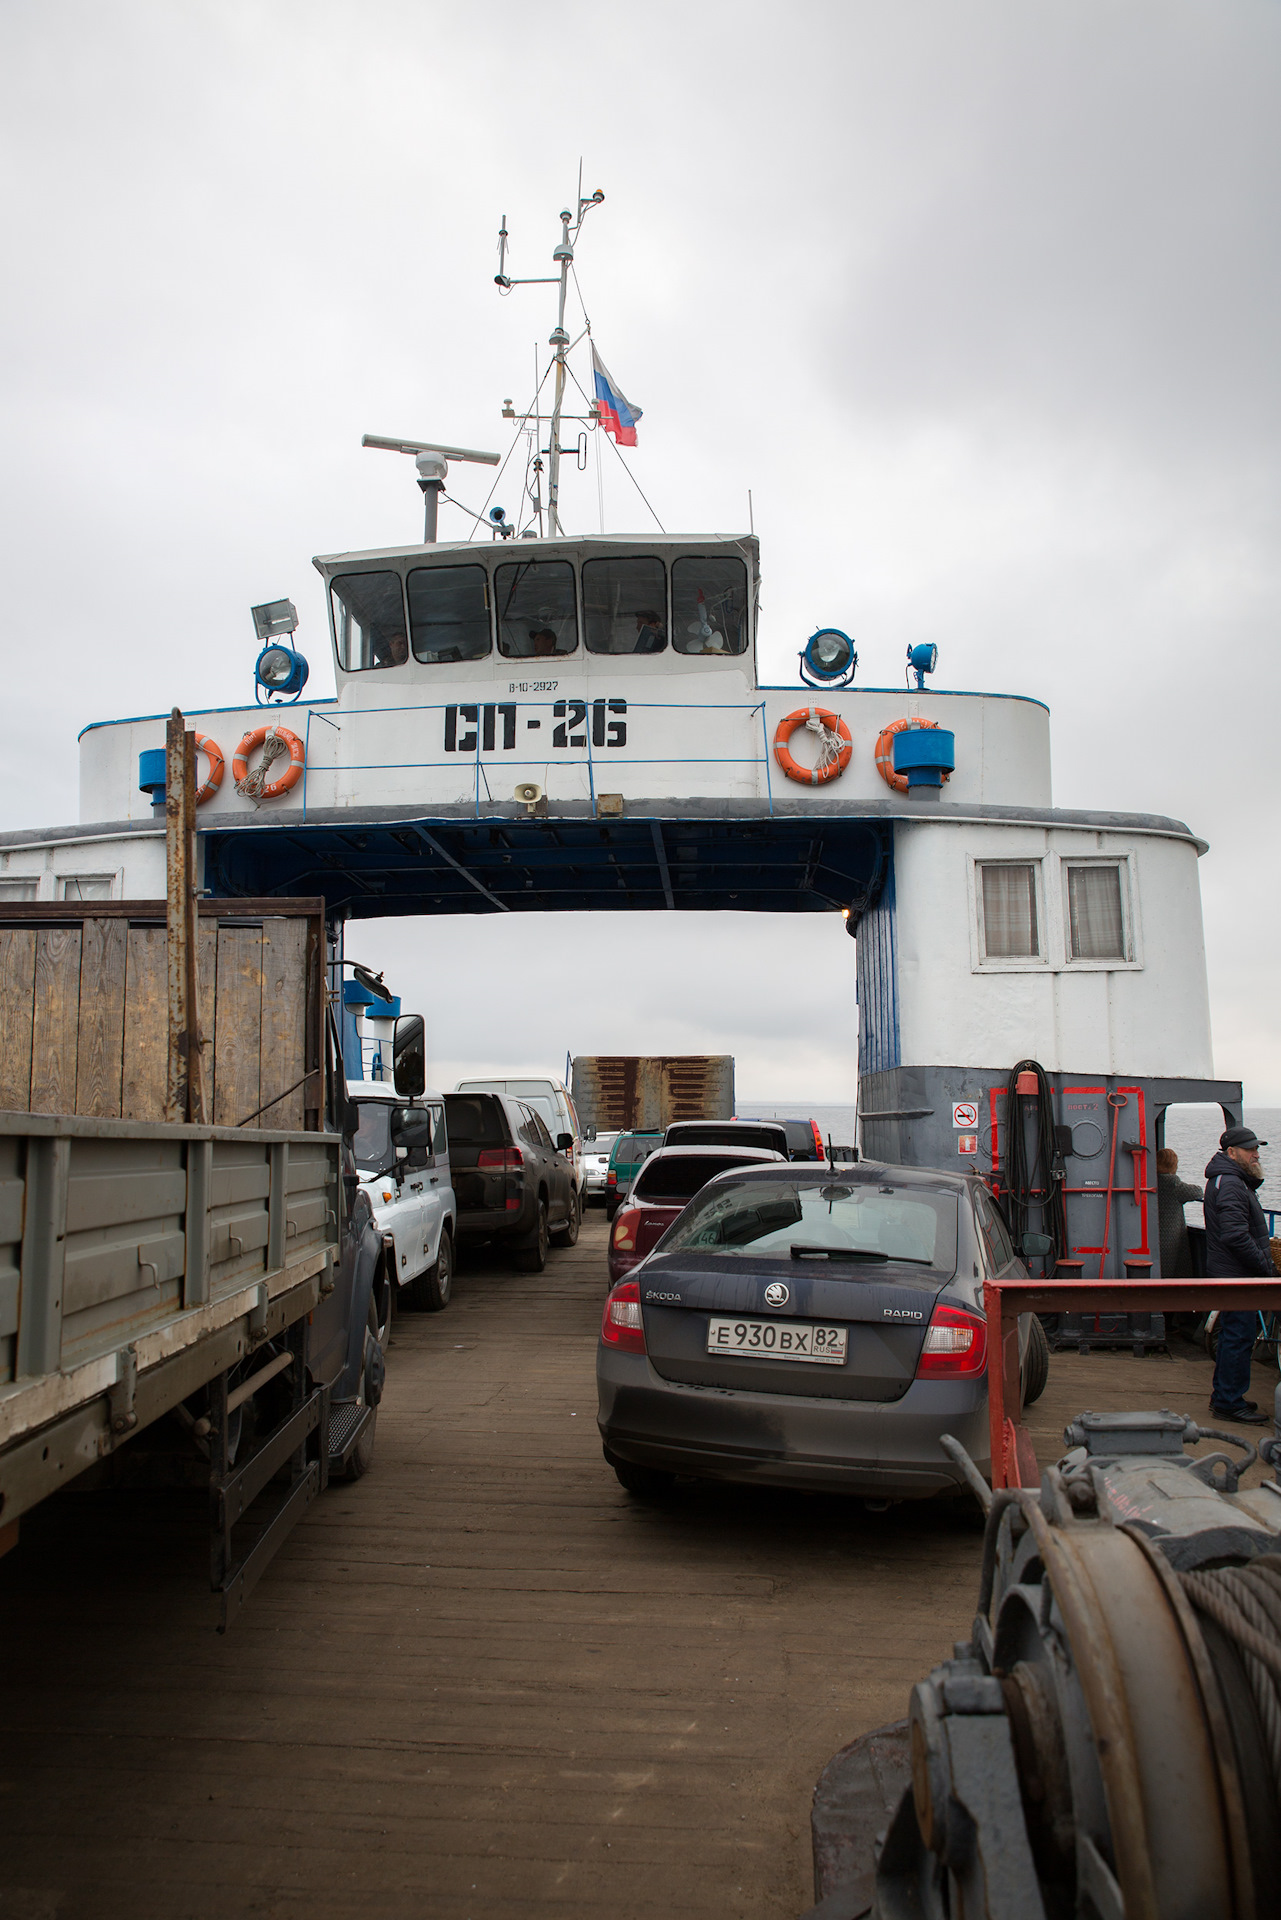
210, 1349, 331, 1632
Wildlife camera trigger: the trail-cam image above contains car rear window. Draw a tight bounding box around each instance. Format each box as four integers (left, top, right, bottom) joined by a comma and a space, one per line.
612, 1132, 662, 1165
633, 1154, 758, 1204
665, 1123, 788, 1154
661, 1178, 958, 1273
443, 1093, 506, 1147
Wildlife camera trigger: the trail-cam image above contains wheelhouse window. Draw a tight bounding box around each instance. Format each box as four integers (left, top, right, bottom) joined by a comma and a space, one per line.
495, 559, 578, 657
1066, 863, 1127, 961
583, 555, 667, 653
978, 863, 1040, 959
672, 555, 748, 656
407, 564, 491, 663
332, 570, 408, 671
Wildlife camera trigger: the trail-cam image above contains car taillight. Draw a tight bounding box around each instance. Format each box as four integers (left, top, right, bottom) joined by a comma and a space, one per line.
606, 1168, 617, 1188
916, 1303, 988, 1378
600, 1279, 646, 1354
811, 1120, 824, 1161
613, 1207, 641, 1251
477, 1146, 523, 1170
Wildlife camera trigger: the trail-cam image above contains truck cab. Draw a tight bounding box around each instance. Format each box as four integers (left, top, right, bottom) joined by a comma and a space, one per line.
348, 1079, 457, 1312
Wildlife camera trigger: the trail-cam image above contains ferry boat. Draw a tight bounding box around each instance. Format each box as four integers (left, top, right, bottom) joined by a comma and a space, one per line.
0, 186, 1242, 1282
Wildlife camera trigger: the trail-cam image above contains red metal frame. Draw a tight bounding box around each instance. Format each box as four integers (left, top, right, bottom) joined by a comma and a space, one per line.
984, 1275, 1281, 1489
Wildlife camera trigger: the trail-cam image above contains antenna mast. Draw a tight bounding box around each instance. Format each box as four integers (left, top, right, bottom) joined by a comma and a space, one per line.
495, 181, 605, 537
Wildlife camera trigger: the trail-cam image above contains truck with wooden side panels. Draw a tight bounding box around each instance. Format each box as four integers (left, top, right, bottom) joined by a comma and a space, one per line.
0, 875, 401, 1628
570, 1055, 735, 1137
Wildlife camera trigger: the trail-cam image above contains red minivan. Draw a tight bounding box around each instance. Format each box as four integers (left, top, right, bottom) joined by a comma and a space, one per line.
606, 1145, 786, 1287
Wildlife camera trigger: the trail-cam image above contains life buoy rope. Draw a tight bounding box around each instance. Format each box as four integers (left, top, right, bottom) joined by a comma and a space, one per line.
772, 707, 853, 786
874, 717, 950, 794
233, 725, 305, 801
193, 732, 224, 806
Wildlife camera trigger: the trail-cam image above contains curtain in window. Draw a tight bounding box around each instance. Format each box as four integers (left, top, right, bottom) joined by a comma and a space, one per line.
981, 864, 1038, 957
1068, 865, 1124, 960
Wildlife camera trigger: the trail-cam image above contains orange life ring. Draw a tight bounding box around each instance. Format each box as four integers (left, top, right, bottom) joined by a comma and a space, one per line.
874, 717, 950, 794
193, 732, 224, 806
232, 725, 305, 800
772, 707, 853, 786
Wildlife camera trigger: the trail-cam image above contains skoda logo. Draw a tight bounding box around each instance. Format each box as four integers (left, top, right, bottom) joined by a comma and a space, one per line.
763, 1282, 790, 1308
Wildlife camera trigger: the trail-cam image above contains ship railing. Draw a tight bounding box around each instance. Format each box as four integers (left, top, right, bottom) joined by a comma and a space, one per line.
300, 700, 777, 821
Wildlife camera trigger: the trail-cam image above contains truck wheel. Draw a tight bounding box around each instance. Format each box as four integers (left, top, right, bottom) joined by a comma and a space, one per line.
550, 1186, 581, 1248
409, 1229, 453, 1312
515, 1200, 549, 1273
1021, 1313, 1050, 1407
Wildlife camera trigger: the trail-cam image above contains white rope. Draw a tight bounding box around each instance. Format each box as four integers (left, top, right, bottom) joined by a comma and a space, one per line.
235, 729, 287, 801
804, 709, 843, 776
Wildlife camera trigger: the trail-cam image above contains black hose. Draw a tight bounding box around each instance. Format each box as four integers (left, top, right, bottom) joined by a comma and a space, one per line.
1001, 1058, 1068, 1272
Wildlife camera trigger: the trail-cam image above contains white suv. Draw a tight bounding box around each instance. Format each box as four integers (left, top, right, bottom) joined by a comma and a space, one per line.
349, 1080, 457, 1311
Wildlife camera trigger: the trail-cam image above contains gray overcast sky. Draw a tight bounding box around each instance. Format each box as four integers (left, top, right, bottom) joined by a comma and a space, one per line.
2, 1, 1278, 1098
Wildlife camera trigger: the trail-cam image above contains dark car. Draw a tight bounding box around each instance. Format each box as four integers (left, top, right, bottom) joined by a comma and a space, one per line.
607, 1145, 786, 1287
597, 1161, 1038, 1503
661, 1118, 791, 1156
444, 1090, 577, 1271
736, 1115, 828, 1161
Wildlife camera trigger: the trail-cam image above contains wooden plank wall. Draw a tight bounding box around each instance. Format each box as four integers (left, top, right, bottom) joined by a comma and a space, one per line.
0, 911, 316, 1128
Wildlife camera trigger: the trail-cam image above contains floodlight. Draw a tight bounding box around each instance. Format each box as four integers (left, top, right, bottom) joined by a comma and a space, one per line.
800, 628, 858, 690
251, 599, 299, 643
907, 643, 939, 690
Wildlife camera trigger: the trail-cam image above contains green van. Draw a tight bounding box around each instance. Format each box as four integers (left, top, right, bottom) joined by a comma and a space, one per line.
604, 1130, 664, 1219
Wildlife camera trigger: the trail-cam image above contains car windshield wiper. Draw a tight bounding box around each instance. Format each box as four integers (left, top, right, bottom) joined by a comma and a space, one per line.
789, 1243, 888, 1262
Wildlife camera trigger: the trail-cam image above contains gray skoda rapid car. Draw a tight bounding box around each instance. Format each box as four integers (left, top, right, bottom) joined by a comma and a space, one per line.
597, 1162, 1038, 1503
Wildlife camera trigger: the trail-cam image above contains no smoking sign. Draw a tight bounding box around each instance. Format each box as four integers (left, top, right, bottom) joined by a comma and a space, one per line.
952, 1102, 979, 1130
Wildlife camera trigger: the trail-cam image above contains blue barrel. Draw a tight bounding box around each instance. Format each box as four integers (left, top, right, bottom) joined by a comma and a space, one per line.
892, 727, 955, 790
138, 748, 167, 799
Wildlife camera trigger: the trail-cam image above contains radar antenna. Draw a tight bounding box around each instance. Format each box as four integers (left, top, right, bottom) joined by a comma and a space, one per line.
360, 435, 500, 543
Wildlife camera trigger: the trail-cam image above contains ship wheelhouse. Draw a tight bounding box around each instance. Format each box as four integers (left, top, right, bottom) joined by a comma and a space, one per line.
317, 534, 760, 688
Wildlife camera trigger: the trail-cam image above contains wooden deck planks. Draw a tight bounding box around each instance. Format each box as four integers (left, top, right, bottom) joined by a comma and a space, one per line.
0, 1215, 1250, 1918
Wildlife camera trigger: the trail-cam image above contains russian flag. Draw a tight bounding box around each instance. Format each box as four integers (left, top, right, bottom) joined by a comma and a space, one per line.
591, 344, 642, 447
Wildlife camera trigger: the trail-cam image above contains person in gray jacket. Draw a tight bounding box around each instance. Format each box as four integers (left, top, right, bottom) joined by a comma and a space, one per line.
1205, 1127, 1273, 1424
1156, 1147, 1202, 1278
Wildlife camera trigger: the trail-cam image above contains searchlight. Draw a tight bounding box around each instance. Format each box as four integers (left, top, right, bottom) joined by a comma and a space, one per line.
251, 599, 309, 704
799, 628, 858, 690
907, 642, 938, 691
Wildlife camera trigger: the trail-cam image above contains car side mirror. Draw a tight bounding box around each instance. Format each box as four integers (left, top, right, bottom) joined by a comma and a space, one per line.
557, 1132, 574, 1153
1021, 1231, 1054, 1258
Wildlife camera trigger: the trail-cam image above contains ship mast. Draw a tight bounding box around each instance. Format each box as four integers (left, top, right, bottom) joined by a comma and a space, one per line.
495, 176, 605, 537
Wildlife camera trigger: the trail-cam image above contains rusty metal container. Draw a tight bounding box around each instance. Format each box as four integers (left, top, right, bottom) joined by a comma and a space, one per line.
570, 1056, 734, 1135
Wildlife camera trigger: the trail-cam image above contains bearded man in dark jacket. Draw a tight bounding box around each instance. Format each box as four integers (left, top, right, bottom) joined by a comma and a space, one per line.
1206, 1127, 1273, 1424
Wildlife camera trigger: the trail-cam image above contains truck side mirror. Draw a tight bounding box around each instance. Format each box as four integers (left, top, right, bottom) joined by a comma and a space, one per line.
391, 1106, 434, 1151
342, 1098, 362, 1139
557, 1132, 574, 1153
393, 1015, 426, 1098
